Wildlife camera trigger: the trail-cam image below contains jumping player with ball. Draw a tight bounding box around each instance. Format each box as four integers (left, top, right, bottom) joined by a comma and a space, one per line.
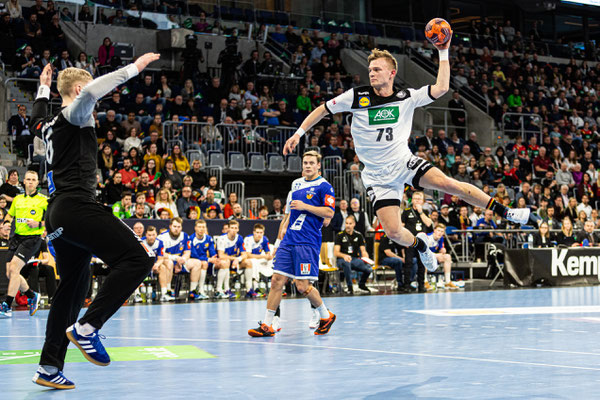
283, 18, 532, 274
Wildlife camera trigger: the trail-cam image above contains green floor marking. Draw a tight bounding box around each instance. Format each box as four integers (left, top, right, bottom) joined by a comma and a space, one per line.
0, 345, 215, 365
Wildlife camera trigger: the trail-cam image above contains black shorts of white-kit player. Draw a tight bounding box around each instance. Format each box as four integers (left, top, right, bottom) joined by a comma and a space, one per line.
323, 84, 436, 212
7, 234, 43, 263
29, 64, 154, 371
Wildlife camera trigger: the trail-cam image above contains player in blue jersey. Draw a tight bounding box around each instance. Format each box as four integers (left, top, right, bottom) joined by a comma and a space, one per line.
131, 225, 165, 303
425, 223, 458, 290
157, 217, 198, 302
215, 220, 246, 299
249, 151, 336, 337
240, 223, 272, 298
188, 220, 218, 300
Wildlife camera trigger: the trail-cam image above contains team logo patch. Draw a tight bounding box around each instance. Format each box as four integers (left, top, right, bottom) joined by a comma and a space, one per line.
368, 106, 399, 125
325, 194, 335, 207
307, 193, 314, 199
358, 96, 371, 107
300, 263, 311, 275
30, 210, 36, 215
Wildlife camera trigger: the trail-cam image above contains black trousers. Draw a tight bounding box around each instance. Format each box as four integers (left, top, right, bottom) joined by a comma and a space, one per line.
39, 195, 154, 370
403, 247, 425, 289
20, 263, 57, 299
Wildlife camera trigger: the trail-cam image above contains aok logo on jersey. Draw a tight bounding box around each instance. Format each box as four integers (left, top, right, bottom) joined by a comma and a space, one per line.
368, 106, 399, 125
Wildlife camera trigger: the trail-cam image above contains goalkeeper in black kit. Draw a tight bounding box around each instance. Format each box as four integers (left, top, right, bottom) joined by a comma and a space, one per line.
29, 53, 160, 390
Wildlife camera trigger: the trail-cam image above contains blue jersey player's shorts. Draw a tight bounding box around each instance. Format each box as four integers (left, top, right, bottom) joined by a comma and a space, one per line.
273, 243, 319, 281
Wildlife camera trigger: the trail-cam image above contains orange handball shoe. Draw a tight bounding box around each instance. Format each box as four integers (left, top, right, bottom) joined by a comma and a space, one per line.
248, 322, 275, 337
314, 311, 336, 335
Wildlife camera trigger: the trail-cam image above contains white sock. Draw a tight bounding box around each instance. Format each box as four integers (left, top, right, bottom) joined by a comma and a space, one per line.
217, 269, 227, 292
134, 286, 140, 295
161, 287, 167, 296
40, 365, 58, 375
316, 303, 329, 319
199, 270, 207, 294
223, 269, 230, 291
264, 309, 276, 325
244, 268, 253, 290
168, 284, 173, 292
75, 322, 95, 336
445, 272, 451, 283
190, 281, 198, 292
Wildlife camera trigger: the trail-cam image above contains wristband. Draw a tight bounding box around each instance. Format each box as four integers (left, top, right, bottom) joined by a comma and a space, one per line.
295, 128, 306, 137
36, 85, 50, 100
274, 238, 281, 248
438, 49, 449, 61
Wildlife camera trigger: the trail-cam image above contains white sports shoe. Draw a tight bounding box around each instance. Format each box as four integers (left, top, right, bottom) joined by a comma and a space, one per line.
272, 316, 281, 332
133, 293, 143, 303
160, 293, 175, 302
506, 208, 530, 225
416, 233, 438, 272
309, 309, 320, 329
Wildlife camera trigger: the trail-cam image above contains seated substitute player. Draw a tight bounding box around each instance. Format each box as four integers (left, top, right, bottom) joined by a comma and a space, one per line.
334, 215, 372, 294
283, 45, 531, 275
215, 220, 245, 299
188, 220, 218, 300
138, 225, 165, 302
249, 151, 336, 337
157, 217, 193, 302
1, 170, 48, 318
377, 232, 405, 291
425, 223, 458, 290
240, 223, 272, 298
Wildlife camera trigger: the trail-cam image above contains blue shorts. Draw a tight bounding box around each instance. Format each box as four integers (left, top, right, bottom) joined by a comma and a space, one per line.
273, 243, 319, 281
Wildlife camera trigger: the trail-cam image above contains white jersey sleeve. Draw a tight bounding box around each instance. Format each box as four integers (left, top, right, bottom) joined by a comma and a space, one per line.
325, 88, 354, 115
407, 85, 436, 108
285, 190, 292, 214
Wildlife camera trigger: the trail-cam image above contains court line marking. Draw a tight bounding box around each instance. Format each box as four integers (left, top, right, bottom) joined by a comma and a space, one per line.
515, 347, 600, 356
2, 336, 600, 372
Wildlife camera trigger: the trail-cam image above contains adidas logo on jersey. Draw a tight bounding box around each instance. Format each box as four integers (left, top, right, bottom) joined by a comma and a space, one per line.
368, 106, 399, 125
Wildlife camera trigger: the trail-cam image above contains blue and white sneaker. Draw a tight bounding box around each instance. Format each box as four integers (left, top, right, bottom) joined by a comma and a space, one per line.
225, 289, 236, 299
197, 292, 209, 300
0, 302, 12, 318
66, 324, 111, 366
32, 366, 75, 390
28, 292, 41, 316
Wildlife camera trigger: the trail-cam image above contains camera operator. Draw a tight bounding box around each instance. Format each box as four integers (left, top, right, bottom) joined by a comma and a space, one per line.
217, 36, 242, 92
182, 34, 205, 86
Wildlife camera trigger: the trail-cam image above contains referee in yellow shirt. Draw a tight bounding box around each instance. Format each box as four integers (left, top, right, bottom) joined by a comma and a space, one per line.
0, 170, 47, 318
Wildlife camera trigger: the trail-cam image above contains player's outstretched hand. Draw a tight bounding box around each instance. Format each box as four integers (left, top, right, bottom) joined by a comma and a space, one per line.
283, 132, 301, 155
134, 53, 161, 73
433, 32, 452, 50
40, 63, 52, 87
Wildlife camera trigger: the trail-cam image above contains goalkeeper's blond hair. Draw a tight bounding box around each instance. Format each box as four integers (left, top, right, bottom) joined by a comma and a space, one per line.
367, 48, 398, 71
56, 67, 93, 97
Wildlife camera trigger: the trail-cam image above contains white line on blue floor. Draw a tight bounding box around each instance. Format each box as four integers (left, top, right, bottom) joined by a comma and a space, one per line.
515, 347, 600, 356
2, 336, 599, 372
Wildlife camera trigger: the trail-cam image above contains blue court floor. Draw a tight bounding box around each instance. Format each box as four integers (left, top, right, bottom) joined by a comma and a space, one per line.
3, 287, 600, 399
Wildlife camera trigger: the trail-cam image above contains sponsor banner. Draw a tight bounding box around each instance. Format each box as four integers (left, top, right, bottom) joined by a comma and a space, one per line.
504, 248, 600, 286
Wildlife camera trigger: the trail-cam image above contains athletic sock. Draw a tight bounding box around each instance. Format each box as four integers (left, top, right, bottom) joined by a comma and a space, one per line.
40, 365, 58, 375
199, 270, 207, 294
161, 287, 167, 296
264, 309, 276, 325
223, 269, 231, 291
190, 281, 198, 292
274, 306, 281, 317
217, 269, 228, 292
5, 296, 13, 307
445, 272, 451, 283
24, 289, 35, 299
244, 268, 253, 290
487, 198, 508, 218
317, 302, 329, 319
75, 322, 95, 336
411, 236, 428, 253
